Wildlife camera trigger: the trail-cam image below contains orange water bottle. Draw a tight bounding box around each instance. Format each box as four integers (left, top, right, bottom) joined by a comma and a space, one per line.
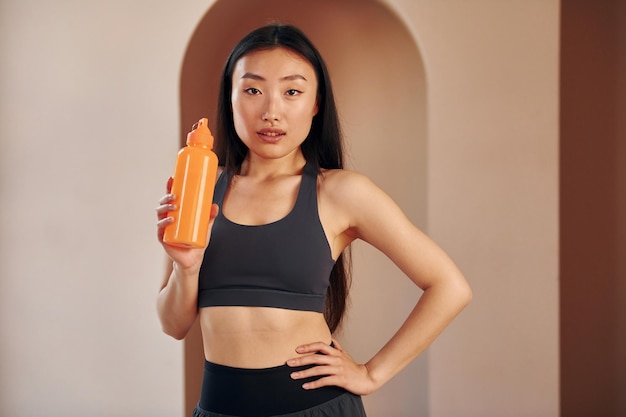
163, 118, 218, 248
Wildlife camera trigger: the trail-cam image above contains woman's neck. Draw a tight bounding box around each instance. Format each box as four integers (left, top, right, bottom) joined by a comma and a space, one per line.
239, 151, 306, 179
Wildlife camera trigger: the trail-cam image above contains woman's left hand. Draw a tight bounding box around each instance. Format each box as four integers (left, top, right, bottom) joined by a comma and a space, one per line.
286, 339, 378, 396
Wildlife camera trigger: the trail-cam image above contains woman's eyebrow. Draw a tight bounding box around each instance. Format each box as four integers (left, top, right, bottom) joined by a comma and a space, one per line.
241, 72, 264, 80
241, 73, 308, 82
280, 74, 308, 82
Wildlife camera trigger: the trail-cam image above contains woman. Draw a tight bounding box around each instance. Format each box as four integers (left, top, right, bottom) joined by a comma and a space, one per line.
156, 24, 471, 417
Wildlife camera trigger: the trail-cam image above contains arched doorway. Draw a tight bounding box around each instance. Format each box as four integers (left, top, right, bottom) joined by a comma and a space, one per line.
179, 1, 427, 414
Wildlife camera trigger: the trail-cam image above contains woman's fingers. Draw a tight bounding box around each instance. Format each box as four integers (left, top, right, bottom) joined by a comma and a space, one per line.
156, 177, 176, 221
156, 202, 175, 219
287, 339, 376, 395
156, 216, 173, 241
156, 180, 177, 240
158, 193, 175, 205
294, 341, 335, 356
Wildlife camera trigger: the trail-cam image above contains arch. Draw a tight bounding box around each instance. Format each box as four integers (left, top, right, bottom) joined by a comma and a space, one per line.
179, 1, 427, 414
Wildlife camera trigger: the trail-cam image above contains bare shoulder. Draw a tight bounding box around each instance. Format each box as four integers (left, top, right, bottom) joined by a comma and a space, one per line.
318, 168, 380, 200
315, 168, 391, 255
317, 168, 404, 236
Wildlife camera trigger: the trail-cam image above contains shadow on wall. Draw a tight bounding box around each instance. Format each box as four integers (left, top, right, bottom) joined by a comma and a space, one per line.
179, 1, 427, 416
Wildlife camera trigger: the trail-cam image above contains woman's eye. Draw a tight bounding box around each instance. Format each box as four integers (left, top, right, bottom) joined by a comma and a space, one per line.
286, 89, 301, 96
245, 88, 261, 95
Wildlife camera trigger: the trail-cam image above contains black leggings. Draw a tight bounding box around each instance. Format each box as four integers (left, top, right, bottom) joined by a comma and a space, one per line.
193, 360, 367, 417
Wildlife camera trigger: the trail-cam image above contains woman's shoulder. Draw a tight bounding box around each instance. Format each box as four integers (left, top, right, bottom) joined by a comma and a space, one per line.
317, 168, 406, 240
318, 168, 381, 201
319, 167, 369, 184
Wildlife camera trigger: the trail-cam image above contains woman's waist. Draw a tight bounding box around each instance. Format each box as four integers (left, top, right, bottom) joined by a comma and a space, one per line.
199, 306, 332, 368
197, 357, 349, 416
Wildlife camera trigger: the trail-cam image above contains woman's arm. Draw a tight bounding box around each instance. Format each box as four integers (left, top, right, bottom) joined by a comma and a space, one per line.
155, 180, 219, 340
289, 170, 472, 394
156, 260, 201, 340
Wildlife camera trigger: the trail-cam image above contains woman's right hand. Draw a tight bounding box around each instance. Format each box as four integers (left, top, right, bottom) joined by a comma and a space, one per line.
155, 177, 219, 272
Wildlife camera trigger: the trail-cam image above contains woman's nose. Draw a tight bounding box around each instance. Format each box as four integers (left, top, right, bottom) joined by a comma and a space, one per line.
262, 111, 277, 121
262, 95, 280, 121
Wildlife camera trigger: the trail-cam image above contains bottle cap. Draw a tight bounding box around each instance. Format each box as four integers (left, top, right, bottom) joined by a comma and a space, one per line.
186, 118, 214, 148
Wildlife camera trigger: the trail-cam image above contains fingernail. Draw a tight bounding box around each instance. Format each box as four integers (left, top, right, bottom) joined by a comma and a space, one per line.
290, 372, 299, 379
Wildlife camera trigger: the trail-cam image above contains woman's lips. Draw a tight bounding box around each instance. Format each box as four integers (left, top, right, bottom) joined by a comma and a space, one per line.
257, 129, 285, 143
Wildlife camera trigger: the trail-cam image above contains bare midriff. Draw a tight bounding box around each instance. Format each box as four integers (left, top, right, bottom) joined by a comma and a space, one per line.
199, 306, 332, 369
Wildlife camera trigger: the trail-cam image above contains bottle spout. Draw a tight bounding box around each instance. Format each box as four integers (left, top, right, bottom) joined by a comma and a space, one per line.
187, 118, 214, 148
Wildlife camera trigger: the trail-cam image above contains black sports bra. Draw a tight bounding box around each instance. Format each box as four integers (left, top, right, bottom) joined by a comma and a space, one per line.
197, 163, 336, 312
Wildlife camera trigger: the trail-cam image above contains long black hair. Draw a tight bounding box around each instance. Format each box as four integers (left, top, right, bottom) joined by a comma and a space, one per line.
215, 24, 351, 333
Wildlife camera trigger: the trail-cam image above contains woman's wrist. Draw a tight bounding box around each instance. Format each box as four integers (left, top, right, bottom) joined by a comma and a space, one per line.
171, 260, 201, 281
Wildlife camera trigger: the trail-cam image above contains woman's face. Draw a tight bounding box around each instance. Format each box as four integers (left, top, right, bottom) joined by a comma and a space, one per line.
231, 47, 319, 162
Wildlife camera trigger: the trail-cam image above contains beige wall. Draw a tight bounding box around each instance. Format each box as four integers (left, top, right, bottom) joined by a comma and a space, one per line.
0, 1, 561, 416
403, 2, 561, 416
0, 1, 210, 416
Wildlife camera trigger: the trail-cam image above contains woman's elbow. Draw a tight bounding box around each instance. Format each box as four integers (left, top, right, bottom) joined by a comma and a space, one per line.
161, 322, 189, 341
168, 331, 188, 341
157, 307, 193, 340
455, 277, 473, 309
